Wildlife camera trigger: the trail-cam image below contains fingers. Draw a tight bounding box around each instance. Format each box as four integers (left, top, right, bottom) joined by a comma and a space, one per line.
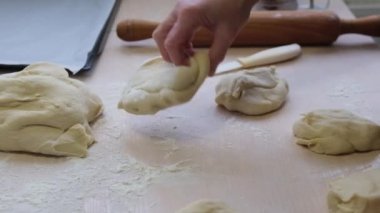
152, 13, 176, 62
153, 7, 200, 66
208, 25, 237, 76
153, 0, 255, 77
164, 19, 198, 65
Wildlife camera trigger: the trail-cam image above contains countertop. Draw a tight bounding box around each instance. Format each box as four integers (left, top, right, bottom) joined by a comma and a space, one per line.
1, 0, 380, 213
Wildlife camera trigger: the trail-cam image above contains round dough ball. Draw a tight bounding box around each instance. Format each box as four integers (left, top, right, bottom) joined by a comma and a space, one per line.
176, 200, 235, 213
0, 63, 103, 157
118, 52, 209, 115
215, 66, 288, 115
328, 169, 380, 213
293, 109, 380, 155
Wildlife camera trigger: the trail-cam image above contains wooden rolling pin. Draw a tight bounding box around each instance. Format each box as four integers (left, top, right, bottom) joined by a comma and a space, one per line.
117, 10, 380, 46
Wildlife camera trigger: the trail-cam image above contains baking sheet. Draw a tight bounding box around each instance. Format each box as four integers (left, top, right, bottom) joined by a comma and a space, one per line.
0, 0, 119, 74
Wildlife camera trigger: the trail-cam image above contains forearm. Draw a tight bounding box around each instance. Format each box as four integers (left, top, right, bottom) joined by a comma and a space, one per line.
237, 0, 258, 12
242, 0, 259, 8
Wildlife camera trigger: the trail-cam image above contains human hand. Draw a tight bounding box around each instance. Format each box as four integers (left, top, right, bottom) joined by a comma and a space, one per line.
153, 0, 258, 76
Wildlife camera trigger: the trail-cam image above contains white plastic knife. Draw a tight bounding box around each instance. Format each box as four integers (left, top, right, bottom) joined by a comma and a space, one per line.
215, 43, 302, 75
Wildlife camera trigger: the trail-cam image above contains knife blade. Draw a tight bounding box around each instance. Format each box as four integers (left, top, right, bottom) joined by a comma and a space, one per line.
215, 43, 302, 75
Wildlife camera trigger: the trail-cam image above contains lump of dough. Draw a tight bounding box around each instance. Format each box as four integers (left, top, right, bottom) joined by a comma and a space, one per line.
327, 169, 380, 213
215, 66, 288, 115
118, 52, 209, 115
293, 109, 380, 155
0, 63, 103, 157
176, 200, 235, 213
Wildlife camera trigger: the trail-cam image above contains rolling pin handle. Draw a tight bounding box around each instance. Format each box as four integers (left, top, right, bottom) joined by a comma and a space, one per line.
116, 12, 380, 46
340, 15, 380, 37
116, 19, 158, 41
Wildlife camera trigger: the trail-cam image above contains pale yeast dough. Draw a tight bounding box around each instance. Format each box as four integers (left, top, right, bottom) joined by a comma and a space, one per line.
0, 63, 103, 157
328, 169, 380, 213
293, 110, 380, 155
215, 66, 288, 115
118, 52, 209, 115
176, 200, 235, 213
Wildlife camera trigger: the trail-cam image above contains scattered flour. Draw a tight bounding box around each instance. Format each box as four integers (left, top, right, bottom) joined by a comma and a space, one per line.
156, 138, 180, 159
0, 155, 190, 213
327, 78, 375, 118
110, 158, 189, 197
327, 79, 364, 98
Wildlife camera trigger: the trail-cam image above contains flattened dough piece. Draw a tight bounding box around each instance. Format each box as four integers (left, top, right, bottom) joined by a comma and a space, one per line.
118, 52, 209, 115
176, 200, 235, 213
0, 63, 103, 157
328, 169, 380, 213
293, 109, 380, 155
215, 66, 288, 115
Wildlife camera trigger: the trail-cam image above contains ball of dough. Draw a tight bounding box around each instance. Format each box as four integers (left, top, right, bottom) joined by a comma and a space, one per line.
327, 169, 380, 213
176, 200, 235, 213
293, 109, 380, 155
118, 52, 209, 115
0, 63, 103, 157
215, 66, 288, 115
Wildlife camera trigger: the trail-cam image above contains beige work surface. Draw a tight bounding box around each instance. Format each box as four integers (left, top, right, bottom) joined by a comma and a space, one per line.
1, 0, 380, 213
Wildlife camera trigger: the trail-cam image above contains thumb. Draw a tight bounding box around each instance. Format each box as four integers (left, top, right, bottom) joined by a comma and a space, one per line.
208, 25, 237, 76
